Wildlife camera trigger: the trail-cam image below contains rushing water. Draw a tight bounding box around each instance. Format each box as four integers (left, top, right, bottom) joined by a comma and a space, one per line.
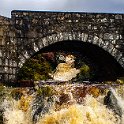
37, 95, 119, 124
109, 88, 124, 123
0, 84, 124, 124
1, 53, 124, 124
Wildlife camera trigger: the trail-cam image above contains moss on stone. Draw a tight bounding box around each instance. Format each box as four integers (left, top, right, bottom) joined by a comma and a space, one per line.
37, 86, 53, 97
116, 77, 124, 84
17, 54, 52, 81
77, 64, 91, 81
11, 89, 23, 100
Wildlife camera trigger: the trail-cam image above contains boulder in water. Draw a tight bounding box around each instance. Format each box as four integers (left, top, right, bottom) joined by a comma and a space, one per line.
104, 90, 122, 117
32, 95, 55, 123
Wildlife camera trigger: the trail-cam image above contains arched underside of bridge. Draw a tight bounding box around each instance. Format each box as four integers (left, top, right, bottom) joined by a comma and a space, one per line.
18, 40, 124, 82
18, 32, 124, 68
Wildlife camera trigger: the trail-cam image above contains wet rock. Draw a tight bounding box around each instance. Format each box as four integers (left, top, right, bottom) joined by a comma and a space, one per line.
17, 80, 34, 87
73, 86, 87, 100
104, 91, 122, 117
59, 93, 70, 105
0, 110, 3, 124
37, 86, 53, 97
32, 95, 55, 123
11, 89, 23, 100
88, 86, 101, 97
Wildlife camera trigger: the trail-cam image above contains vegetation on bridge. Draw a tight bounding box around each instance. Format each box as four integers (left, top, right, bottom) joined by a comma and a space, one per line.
17, 54, 52, 81
17, 52, 92, 82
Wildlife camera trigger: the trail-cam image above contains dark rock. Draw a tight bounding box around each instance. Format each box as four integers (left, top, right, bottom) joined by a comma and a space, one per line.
0, 110, 3, 124
18, 80, 34, 87
73, 86, 87, 101
104, 91, 122, 117
32, 95, 54, 123
59, 93, 70, 105
11, 90, 23, 101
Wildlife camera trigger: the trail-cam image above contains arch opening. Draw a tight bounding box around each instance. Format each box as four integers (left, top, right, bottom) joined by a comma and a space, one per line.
17, 40, 124, 82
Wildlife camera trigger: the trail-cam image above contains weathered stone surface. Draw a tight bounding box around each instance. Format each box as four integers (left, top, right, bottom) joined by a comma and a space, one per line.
11, 11, 124, 70
0, 11, 124, 82
0, 15, 17, 83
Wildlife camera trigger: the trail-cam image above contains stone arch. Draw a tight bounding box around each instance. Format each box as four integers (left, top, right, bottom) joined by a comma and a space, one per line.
18, 32, 124, 69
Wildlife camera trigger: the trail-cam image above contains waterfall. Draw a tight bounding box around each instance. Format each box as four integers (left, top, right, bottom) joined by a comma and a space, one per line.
110, 87, 124, 123
1, 85, 123, 124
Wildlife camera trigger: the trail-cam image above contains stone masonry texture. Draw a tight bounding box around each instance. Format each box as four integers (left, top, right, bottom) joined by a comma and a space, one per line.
0, 10, 124, 82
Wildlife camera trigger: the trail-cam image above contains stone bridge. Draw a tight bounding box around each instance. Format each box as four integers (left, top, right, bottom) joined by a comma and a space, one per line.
0, 10, 124, 83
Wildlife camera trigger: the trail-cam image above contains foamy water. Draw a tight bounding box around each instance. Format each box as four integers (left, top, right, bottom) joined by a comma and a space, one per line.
110, 88, 124, 124
1, 93, 122, 124
1, 85, 124, 124
37, 95, 120, 124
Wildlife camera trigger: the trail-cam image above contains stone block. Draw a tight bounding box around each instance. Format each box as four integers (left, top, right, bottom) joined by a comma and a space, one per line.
0, 28, 3, 36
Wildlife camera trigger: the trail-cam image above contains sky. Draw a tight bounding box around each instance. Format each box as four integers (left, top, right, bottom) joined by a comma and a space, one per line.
1, 0, 124, 17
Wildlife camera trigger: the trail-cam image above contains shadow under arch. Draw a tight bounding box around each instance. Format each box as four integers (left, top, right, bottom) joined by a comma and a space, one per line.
18, 32, 124, 69
31, 40, 124, 82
